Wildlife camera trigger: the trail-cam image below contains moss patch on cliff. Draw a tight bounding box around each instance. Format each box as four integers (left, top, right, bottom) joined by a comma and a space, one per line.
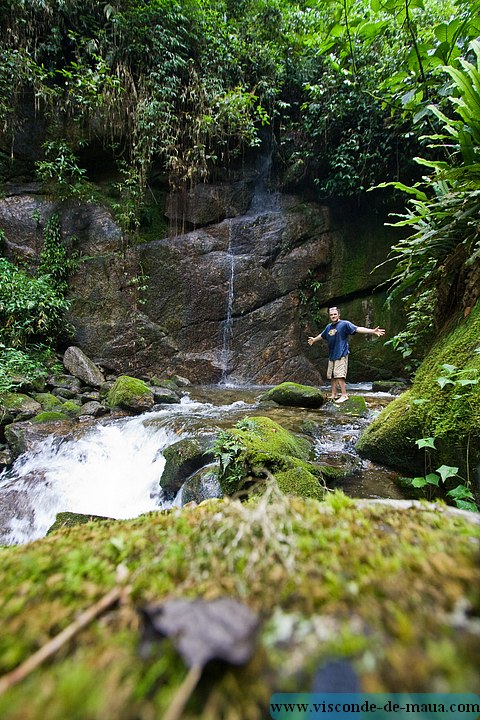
357, 303, 480, 492
0, 492, 478, 719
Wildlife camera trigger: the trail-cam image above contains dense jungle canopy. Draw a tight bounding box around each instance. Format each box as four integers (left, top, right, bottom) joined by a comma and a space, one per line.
0, 0, 479, 381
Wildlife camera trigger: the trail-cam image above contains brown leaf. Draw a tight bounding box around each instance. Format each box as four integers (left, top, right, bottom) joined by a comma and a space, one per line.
139, 597, 260, 668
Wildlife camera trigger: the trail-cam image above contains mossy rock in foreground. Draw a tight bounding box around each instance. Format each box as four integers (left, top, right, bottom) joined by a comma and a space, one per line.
261, 382, 325, 408
0, 492, 478, 720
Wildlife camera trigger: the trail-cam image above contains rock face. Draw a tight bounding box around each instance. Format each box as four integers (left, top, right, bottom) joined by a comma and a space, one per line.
0, 182, 403, 385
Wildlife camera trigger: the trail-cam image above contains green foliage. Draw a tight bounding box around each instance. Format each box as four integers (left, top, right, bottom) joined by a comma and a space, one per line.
0, 345, 50, 394
0, 214, 73, 390
378, 39, 480, 364
36, 141, 93, 201
0, 257, 70, 349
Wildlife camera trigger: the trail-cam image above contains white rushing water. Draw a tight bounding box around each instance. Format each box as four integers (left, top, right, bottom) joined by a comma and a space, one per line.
0, 386, 403, 546
0, 396, 255, 546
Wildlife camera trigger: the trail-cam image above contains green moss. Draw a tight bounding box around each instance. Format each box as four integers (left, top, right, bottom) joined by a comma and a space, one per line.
0, 493, 478, 719
32, 411, 69, 423
107, 375, 153, 409
357, 303, 480, 482
0, 393, 34, 411
47, 512, 112, 534
211, 416, 325, 499
276, 465, 324, 500
33, 393, 64, 411
261, 382, 325, 408
60, 401, 82, 418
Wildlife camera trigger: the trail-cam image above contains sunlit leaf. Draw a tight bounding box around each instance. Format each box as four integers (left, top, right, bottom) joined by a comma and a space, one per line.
416, 437, 436, 449
435, 465, 459, 482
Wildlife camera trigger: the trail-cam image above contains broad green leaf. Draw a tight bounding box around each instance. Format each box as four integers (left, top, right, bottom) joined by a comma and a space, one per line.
436, 376, 455, 388
412, 476, 429, 488
416, 437, 436, 449
425, 473, 440, 486
447, 484, 474, 500
454, 499, 479, 511
439, 363, 457, 373
435, 465, 459, 482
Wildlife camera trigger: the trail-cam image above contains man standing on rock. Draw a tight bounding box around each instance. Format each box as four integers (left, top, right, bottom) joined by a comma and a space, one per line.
307, 307, 385, 403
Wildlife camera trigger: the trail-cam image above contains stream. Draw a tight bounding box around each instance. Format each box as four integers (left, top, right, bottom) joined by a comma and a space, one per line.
0, 383, 407, 547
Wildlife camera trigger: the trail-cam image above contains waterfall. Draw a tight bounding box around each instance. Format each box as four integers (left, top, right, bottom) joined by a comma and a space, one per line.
219, 219, 235, 385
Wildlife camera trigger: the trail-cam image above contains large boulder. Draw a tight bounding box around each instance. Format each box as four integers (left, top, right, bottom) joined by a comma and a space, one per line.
63, 346, 105, 387
210, 416, 325, 500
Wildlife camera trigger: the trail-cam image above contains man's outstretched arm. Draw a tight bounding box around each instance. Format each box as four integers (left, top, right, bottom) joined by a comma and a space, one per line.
355, 326, 385, 336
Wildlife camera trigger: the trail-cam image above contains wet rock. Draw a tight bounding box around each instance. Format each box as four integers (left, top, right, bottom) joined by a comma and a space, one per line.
51, 387, 78, 400
150, 386, 181, 404
0, 445, 13, 468
79, 401, 106, 417
63, 346, 105, 387
4, 420, 72, 457
180, 464, 223, 505
371, 380, 409, 395
0, 393, 42, 422
160, 436, 216, 498
33, 392, 64, 412
47, 374, 82, 393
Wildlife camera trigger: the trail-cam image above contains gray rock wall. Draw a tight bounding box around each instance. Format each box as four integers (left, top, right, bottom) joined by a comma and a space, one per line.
0, 183, 404, 385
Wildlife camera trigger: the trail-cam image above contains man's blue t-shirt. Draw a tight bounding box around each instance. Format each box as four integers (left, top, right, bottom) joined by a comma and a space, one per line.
321, 320, 357, 360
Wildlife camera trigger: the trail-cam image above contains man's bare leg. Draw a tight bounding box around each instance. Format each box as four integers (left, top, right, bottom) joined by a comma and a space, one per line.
328, 378, 338, 400
335, 378, 349, 403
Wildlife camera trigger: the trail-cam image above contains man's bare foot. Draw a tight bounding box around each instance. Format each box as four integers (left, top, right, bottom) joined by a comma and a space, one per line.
335, 395, 349, 403
327, 395, 338, 400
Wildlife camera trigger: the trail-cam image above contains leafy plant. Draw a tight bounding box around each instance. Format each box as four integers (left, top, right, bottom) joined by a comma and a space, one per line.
377, 39, 480, 364
0, 345, 51, 394
406, 362, 480, 511
36, 141, 93, 201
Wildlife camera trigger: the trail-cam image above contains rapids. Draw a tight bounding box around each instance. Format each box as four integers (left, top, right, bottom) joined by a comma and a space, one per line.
0, 384, 406, 546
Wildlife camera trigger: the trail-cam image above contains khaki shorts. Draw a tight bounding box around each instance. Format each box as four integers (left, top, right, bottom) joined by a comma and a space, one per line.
327, 355, 348, 380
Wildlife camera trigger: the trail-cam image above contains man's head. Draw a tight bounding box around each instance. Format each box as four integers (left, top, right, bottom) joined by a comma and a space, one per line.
328, 307, 340, 323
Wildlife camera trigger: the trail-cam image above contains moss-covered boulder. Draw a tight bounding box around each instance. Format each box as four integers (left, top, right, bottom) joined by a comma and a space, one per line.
33, 392, 64, 412
160, 436, 215, 498
261, 382, 325, 408
211, 416, 325, 500
0, 393, 42, 422
32, 411, 69, 424
357, 304, 480, 486
47, 512, 112, 534
106, 375, 154, 413
327, 395, 368, 416
0, 494, 478, 720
